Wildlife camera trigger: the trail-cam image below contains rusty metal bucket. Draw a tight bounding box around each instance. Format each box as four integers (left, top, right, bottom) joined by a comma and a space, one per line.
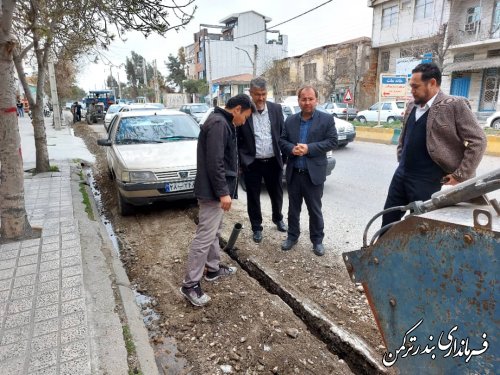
343, 169, 500, 374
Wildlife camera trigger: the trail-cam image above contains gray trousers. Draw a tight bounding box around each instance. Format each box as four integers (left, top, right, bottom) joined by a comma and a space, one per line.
182, 199, 224, 288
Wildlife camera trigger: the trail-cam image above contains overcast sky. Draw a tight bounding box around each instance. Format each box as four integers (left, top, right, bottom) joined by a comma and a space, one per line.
77, 0, 373, 92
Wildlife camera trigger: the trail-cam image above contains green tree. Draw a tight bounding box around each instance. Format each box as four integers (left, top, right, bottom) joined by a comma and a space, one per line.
1, 0, 196, 240
166, 49, 186, 92
184, 79, 208, 95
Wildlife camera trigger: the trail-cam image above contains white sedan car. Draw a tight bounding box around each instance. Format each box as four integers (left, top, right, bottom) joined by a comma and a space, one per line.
97, 110, 200, 215
356, 101, 406, 123
485, 111, 500, 129
104, 104, 124, 130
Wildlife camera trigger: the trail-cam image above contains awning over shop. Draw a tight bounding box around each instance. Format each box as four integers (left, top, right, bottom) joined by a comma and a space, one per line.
212, 73, 253, 85
443, 58, 500, 73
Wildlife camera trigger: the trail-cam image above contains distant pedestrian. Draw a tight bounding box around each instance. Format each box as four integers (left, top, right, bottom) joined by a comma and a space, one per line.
381, 62, 487, 228
238, 77, 287, 244
74, 102, 82, 122
16, 100, 24, 117
279, 86, 337, 256
181, 94, 255, 307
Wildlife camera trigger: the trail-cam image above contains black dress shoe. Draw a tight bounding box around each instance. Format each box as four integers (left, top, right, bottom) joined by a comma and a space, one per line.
313, 243, 325, 256
281, 238, 298, 251
275, 220, 287, 232
253, 231, 262, 243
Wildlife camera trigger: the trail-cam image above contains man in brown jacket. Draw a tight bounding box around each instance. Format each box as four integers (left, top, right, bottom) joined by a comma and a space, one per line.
382, 62, 487, 227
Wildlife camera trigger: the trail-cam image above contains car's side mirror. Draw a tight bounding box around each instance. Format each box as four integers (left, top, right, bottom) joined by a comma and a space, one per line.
97, 139, 112, 146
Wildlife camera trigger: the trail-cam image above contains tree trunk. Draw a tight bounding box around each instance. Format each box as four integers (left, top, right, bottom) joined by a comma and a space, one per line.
13, 53, 50, 173
0, 12, 33, 241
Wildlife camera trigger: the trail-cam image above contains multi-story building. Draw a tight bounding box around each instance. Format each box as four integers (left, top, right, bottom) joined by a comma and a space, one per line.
268, 37, 377, 110
368, 0, 500, 116
444, 0, 500, 115
184, 10, 288, 100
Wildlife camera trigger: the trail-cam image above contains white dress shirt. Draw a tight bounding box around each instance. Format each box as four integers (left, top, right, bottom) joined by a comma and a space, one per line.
253, 104, 274, 159
415, 92, 438, 121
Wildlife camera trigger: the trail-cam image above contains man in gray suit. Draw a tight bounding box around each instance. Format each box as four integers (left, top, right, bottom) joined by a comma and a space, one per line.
279, 86, 338, 256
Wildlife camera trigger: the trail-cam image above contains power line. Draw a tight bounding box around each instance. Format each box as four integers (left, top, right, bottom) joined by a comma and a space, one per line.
230, 0, 333, 40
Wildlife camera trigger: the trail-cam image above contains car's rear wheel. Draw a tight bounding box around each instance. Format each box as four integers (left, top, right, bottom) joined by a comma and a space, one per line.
387, 116, 395, 123
116, 188, 134, 216
492, 119, 500, 129
358, 116, 367, 123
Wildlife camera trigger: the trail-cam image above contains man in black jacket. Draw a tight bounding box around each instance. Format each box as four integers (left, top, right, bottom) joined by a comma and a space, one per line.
239, 77, 286, 243
181, 94, 255, 307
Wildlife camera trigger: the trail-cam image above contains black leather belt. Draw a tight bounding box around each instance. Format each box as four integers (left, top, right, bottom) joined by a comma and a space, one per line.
294, 168, 308, 174
256, 157, 273, 162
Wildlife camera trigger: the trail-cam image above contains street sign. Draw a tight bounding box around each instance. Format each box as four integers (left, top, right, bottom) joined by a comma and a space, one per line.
422, 52, 433, 63
396, 57, 420, 78
380, 75, 407, 98
343, 88, 354, 104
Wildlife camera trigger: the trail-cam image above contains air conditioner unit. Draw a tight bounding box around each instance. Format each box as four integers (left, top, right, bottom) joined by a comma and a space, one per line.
465, 22, 477, 32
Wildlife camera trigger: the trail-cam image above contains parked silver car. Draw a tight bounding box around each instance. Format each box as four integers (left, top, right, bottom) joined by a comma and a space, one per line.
320, 102, 358, 120
97, 110, 200, 215
179, 103, 210, 123
485, 111, 500, 129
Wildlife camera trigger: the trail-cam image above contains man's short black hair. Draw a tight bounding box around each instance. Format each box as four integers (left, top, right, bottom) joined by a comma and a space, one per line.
412, 62, 442, 86
225, 94, 256, 113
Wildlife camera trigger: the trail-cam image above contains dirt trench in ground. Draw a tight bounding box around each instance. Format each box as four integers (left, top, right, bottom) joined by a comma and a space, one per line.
73, 123, 389, 374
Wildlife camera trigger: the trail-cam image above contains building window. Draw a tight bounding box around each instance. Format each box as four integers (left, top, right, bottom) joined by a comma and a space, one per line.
304, 63, 317, 81
197, 51, 204, 64
492, 1, 500, 36
487, 49, 500, 58
467, 6, 481, 24
414, 0, 433, 20
465, 6, 481, 33
381, 51, 390, 72
401, 0, 411, 11
382, 5, 399, 29
335, 57, 348, 78
454, 53, 474, 62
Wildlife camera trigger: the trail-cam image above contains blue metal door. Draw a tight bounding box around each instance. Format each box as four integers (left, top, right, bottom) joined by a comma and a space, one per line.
450, 75, 471, 98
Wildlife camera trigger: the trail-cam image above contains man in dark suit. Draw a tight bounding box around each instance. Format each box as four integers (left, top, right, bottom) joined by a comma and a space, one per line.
239, 77, 287, 243
279, 86, 337, 256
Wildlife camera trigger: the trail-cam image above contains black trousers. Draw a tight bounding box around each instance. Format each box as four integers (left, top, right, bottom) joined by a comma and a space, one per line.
382, 168, 443, 227
243, 157, 284, 232
287, 169, 324, 244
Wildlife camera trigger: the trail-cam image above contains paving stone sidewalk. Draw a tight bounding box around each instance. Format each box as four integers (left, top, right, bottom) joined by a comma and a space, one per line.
0, 162, 91, 374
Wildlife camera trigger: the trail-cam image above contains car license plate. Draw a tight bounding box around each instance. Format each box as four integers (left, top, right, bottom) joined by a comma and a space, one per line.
165, 181, 194, 192
338, 135, 347, 140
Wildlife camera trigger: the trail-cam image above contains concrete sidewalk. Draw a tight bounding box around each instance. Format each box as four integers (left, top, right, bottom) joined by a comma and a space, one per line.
0, 117, 157, 374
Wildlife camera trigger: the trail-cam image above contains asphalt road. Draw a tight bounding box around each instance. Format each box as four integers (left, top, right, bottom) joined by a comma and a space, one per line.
242, 140, 500, 256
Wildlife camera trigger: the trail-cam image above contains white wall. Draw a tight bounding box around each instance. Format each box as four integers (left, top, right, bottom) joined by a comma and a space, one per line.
372, 0, 450, 47
204, 12, 288, 81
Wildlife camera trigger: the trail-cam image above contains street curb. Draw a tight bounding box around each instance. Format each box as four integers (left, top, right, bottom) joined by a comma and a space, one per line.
225, 249, 387, 375
75, 169, 159, 375
355, 126, 500, 155
355, 127, 394, 145
486, 135, 500, 156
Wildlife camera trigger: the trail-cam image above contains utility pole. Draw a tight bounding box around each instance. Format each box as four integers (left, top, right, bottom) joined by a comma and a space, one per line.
117, 71, 122, 99
207, 37, 213, 106
142, 58, 148, 91
153, 60, 160, 103
253, 44, 258, 78
235, 45, 257, 77
47, 60, 62, 130
109, 66, 115, 99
